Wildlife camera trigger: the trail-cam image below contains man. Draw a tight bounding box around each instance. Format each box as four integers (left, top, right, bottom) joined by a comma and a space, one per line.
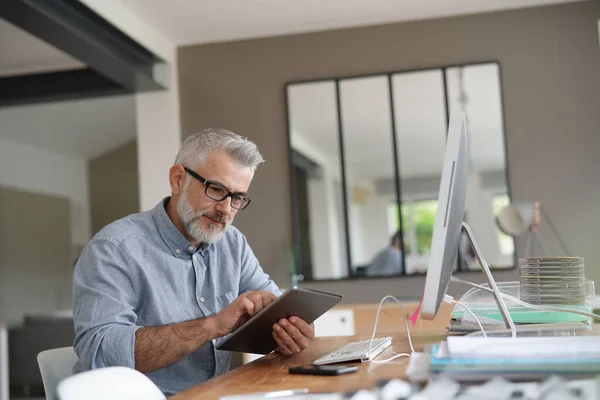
366, 231, 403, 276
73, 129, 314, 395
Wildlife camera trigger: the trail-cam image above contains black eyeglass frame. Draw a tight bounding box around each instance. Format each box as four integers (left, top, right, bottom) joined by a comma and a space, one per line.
184, 167, 252, 210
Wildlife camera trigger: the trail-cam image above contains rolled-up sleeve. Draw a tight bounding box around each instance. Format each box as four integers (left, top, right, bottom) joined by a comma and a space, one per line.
237, 234, 281, 296
73, 239, 141, 370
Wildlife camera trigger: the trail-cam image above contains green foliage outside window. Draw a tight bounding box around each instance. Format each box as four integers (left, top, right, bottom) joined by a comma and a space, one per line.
390, 194, 512, 260
411, 201, 437, 254
390, 200, 438, 255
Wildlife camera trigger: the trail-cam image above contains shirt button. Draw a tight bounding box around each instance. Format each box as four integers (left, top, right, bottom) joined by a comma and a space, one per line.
175, 249, 181, 254
188, 246, 195, 252
200, 297, 205, 303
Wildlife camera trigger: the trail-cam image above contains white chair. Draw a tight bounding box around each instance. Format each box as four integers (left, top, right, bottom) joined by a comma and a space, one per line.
57, 366, 165, 400
37, 346, 79, 400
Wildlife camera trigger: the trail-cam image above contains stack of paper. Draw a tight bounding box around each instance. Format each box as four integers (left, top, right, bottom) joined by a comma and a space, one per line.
430, 336, 600, 381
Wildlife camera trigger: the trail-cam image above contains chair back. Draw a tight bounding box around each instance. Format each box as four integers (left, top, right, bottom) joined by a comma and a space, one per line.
37, 346, 78, 400
57, 366, 165, 400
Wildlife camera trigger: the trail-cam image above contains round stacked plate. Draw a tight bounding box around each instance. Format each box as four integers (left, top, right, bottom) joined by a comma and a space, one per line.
519, 257, 585, 305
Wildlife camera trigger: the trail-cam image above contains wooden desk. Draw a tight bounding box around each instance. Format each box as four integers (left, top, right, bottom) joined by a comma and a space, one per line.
170, 303, 452, 399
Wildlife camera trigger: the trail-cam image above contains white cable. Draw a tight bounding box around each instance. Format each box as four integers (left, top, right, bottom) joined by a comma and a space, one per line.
444, 295, 487, 338
448, 281, 517, 337
367, 295, 415, 364
452, 276, 600, 321
508, 296, 600, 320
451, 276, 600, 322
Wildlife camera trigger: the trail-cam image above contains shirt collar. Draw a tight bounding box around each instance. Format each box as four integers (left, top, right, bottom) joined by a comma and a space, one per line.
152, 197, 210, 257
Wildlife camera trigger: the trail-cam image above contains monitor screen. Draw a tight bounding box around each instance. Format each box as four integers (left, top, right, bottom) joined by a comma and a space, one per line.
421, 111, 468, 320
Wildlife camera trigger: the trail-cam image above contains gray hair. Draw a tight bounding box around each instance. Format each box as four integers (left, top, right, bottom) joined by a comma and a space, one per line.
175, 128, 265, 174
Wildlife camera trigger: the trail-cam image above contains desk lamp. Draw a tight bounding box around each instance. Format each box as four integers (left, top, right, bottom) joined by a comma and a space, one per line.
496, 201, 571, 257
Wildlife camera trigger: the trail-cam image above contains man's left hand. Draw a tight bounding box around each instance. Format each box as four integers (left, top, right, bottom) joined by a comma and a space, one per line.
272, 317, 315, 355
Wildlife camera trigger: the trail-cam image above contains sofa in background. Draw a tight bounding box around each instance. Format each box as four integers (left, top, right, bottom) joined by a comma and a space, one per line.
8, 313, 75, 397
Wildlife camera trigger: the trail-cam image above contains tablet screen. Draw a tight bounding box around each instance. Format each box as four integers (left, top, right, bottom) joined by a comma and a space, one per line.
215, 287, 342, 354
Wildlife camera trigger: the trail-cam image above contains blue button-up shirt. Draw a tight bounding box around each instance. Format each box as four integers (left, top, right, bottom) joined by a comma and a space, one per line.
73, 198, 280, 395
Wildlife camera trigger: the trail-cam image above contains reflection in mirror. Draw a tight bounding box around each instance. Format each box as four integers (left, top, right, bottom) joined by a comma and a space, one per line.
286, 62, 514, 282
339, 76, 399, 278
446, 63, 513, 270
287, 81, 348, 280
391, 69, 447, 274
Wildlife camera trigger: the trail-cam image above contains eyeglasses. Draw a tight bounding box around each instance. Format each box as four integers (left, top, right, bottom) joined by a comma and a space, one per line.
184, 167, 251, 210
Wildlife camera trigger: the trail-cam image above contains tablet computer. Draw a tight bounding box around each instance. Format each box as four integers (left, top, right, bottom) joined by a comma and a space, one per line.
215, 287, 342, 354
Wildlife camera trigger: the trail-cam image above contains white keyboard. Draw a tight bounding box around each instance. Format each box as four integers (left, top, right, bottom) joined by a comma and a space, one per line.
313, 337, 392, 365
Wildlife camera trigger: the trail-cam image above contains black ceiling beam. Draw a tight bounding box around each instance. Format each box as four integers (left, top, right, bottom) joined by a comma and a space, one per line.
0, 69, 130, 107
0, 0, 165, 105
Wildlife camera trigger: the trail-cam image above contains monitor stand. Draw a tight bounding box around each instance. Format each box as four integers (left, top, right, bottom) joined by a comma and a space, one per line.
461, 222, 517, 333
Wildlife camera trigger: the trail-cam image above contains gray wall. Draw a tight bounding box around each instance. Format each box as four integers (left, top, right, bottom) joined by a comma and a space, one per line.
178, 2, 600, 303
0, 187, 71, 326
88, 140, 140, 235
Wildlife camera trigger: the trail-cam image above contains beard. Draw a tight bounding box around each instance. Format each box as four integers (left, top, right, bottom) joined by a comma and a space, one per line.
176, 187, 231, 244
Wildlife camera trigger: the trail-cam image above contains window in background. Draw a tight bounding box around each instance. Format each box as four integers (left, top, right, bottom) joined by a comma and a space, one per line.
447, 63, 512, 270
388, 200, 438, 274
391, 69, 447, 275
286, 62, 513, 282
339, 75, 398, 277
288, 81, 348, 281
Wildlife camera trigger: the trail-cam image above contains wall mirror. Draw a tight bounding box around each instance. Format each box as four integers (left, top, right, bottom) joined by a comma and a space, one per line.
286, 62, 514, 282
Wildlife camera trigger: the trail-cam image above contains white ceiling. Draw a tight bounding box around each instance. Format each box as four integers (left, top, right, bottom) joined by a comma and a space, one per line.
0, 19, 84, 77
0, 95, 136, 159
288, 63, 506, 181
120, 0, 583, 46
0, 19, 134, 160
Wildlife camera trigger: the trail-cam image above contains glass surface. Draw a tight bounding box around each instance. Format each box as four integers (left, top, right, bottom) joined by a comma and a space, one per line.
285, 62, 514, 281
391, 69, 447, 274
287, 81, 348, 280
446, 63, 513, 270
338, 75, 399, 277
456, 280, 595, 325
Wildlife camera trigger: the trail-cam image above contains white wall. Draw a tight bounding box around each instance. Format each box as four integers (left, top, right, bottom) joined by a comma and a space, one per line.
356, 193, 394, 265
292, 133, 345, 279
78, 0, 181, 211
0, 136, 90, 245
135, 58, 181, 210
465, 170, 501, 265
347, 180, 391, 267
307, 178, 338, 279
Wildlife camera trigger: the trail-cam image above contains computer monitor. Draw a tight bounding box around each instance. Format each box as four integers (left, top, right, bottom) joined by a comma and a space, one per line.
421, 111, 468, 320
421, 110, 514, 330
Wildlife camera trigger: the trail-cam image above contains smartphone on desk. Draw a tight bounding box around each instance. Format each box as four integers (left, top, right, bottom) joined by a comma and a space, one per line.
289, 364, 358, 376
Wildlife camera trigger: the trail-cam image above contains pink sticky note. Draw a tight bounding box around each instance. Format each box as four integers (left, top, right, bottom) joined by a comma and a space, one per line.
409, 295, 424, 327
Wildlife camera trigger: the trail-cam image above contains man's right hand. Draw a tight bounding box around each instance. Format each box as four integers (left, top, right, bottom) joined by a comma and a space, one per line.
211, 291, 277, 338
